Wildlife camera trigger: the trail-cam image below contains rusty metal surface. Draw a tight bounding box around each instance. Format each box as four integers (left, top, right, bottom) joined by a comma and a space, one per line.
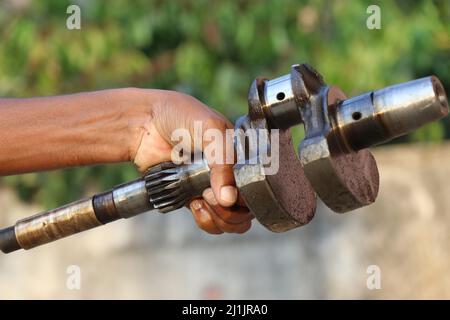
234, 76, 317, 232
15, 198, 101, 250
265, 129, 317, 227
299, 84, 379, 212
234, 128, 317, 232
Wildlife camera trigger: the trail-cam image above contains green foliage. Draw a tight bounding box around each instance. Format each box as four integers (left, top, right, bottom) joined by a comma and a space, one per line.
0, 0, 448, 207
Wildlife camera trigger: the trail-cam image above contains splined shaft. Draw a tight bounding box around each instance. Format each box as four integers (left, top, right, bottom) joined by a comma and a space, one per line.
146, 159, 210, 213
0, 160, 210, 253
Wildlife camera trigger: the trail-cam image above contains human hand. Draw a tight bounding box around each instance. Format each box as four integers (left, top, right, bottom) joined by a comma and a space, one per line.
131, 90, 254, 234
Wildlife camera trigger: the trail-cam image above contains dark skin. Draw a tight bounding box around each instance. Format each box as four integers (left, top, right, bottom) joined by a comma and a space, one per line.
0, 88, 254, 234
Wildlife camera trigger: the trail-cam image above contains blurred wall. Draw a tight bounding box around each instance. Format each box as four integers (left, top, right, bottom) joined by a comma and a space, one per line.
1, 143, 450, 299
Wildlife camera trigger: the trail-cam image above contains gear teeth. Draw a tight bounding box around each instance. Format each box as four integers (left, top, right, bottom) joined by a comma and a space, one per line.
145, 176, 180, 189
152, 194, 186, 209
148, 162, 177, 172
146, 181, 180, 196
144, 161, 188, 213
158, 201, 186, 213
145, 169, 179, 182
150, 189, 182, 203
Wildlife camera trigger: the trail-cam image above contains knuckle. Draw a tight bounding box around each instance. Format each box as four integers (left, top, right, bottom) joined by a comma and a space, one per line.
199, 212, 223, 234
204, 118, 228, 131
218, 211, 234, 223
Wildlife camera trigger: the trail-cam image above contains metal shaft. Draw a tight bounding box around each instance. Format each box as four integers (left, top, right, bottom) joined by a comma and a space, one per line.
332, 76, 448, 151
0, 159, 211, 254
0, 178, 152, 253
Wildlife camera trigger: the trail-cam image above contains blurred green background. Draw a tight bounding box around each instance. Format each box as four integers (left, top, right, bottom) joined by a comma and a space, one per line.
0, 0, 448, 208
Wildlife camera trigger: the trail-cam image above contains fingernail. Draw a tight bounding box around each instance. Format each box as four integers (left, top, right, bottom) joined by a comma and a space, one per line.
191, 200, 202, 210
220, 186, 237, 205
203, 188, 217, 205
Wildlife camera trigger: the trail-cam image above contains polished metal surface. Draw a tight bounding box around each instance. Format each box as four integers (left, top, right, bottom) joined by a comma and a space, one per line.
262, 74, 302, 129
113, 179, 152, 218
334, 76, 449, 151
15, 198, 101, 250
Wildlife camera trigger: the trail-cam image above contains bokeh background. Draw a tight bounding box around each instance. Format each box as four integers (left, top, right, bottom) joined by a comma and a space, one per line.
0, 0, 449, 299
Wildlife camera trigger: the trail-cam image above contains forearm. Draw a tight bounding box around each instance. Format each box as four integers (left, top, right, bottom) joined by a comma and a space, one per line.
0, 88, 154, 176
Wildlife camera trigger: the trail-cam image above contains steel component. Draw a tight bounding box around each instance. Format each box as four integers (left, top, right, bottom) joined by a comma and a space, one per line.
0, 161, 211, 253
234, 128, 317, 232
333, 76, 449, 151
250, 63, 380, 214
0, 177, 154, 253
14, 197, 102, 250
233, 73, 317, 232
298, 75, 448, 213
146, 159, 210, 213
0, 226, 20, 253
262, 74, 302, 129
112, 179, 151, 218
299, 85, 380, 212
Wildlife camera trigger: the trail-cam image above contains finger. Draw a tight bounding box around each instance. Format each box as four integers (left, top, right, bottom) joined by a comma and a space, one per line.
201, 118, 238, 207
189, 199, 223, 234
204, 201, 253, 234
210, 204, 254, 227
209, 164, 237, 207
203, 188, 254, 224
